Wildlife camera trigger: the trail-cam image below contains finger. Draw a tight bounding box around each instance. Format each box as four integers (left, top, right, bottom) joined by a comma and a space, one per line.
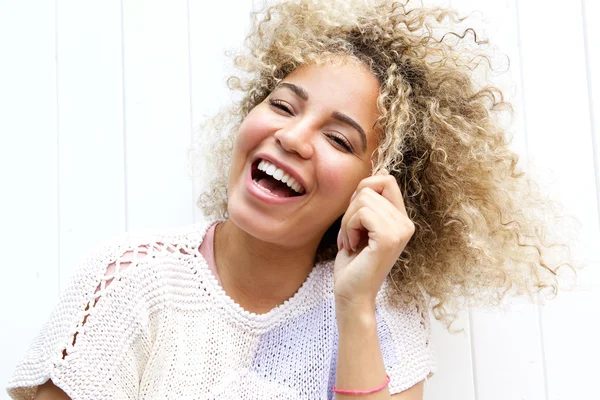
342, 189, 399, 251
349, 169, 389, 203
355, 174, 407, 216
346, 206, 390, 252
347, 187, 398, 225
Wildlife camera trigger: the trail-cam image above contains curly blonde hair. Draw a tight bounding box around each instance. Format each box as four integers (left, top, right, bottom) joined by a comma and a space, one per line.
190, 0, 580, 328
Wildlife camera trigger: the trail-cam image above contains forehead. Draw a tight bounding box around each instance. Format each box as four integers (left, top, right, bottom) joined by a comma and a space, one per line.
281, 58, 380, 100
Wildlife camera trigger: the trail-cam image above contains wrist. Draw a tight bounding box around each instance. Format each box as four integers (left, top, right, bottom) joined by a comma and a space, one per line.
335, 298, 377, 327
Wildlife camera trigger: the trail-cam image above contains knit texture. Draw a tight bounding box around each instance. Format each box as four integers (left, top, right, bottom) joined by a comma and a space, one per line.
7, 215, 436, 399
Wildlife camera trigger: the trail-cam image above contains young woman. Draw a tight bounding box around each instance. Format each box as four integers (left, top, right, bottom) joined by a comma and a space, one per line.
7, 0, 574, 399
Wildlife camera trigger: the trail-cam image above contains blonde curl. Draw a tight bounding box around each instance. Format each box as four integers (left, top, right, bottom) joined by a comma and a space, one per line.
189, 0, 581, 330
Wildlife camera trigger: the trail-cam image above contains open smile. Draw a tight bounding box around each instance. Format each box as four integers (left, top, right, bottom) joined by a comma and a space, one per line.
245, 158, 308, 205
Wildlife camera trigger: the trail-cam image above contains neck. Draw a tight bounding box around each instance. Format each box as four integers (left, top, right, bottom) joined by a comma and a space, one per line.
213, 219, 319, 314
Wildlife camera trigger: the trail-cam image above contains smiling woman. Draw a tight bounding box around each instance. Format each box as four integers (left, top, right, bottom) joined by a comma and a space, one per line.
7, 0, 579, 399
225, 59, 381, 250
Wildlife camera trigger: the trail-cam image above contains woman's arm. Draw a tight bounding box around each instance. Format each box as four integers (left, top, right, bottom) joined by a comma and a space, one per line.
34, 380, 72, 400
335, 305, 424, 400
334, 170, 431, 399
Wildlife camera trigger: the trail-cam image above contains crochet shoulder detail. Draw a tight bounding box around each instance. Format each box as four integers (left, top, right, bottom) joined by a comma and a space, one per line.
63, 221, 211, 355
6, 220, 215, 400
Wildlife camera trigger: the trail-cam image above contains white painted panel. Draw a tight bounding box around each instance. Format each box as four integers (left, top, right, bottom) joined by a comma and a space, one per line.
122, 0, 194, 231
517, 2, 599, 261
424, 313, 476, 400
469, 302, 547, 400
188, 0, 255, 223
447, 1, 547, 399
584, 0, 600, 231
517, 1, 600, 399
426, 0, 452, 7
55, 0, 126, 289
0, 0, 59, 395
189, 0, 252, 122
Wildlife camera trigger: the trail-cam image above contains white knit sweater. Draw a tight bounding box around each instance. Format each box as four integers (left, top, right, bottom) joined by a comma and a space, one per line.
7, 216, 436, 399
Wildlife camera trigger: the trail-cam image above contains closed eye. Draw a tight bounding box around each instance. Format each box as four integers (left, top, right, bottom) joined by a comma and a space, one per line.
268, 99, 293, 115
327, 132, 353, 152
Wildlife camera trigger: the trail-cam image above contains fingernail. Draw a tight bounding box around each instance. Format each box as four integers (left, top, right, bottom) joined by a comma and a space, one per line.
337, 230, 343, 250
350, 191, 357, 202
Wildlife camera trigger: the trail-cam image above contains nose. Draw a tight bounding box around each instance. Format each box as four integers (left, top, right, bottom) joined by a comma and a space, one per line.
273, 120, 315, 159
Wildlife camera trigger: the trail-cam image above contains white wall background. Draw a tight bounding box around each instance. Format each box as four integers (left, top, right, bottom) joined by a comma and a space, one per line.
1, 1, 598, 399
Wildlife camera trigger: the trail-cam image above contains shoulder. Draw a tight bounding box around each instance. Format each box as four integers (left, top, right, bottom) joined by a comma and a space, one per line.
6, 218, 219, 400
374, 280, 437, 395
375, 281, 431, 339
87, 216, 220, 288
52, 220, 211, 313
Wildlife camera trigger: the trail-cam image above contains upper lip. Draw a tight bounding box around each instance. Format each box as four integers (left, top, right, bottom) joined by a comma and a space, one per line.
252, 153, 309, 194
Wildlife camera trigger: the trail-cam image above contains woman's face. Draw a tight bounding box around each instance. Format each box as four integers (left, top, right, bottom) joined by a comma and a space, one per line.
226, 58, 382, 249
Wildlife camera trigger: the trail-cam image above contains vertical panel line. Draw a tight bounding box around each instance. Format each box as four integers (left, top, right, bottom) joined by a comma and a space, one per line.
120, 0, 129, 232
514, 0, 531, 169
54, 0, 61, 295
536, 301, 550, 400
467, 308, 479, 400
186, 0, 196, 224
515, 2, 549, 399
581, 0, 600, 230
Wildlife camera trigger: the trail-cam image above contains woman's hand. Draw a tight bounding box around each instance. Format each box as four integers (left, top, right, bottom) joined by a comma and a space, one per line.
334, 169, 415, 315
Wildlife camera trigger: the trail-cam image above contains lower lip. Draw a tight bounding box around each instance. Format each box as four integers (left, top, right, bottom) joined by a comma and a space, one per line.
245, 165, 306, 205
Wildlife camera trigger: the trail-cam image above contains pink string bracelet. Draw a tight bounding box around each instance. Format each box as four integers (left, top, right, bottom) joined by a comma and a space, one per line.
332, 374, 391, 395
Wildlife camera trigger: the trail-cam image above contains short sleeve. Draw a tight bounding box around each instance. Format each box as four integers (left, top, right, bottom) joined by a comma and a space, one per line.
6, 238, 152, 400
375, 281, 437, 395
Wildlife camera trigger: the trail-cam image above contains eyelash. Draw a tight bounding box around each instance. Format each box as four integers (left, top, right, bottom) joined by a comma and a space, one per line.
269, 99, 292, 114
326, 132, 353, 152
268, 99, 354, 152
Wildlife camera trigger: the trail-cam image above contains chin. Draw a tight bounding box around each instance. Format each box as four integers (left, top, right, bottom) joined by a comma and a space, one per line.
226, 193, 284, 242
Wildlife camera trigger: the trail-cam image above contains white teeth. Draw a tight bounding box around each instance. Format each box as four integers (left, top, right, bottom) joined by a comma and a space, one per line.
256, 159, 305, 194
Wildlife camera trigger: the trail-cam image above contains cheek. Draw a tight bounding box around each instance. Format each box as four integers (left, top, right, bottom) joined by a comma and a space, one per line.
229, 113, 271, 181
234, 111, 274, 154
316, 155, 366, 197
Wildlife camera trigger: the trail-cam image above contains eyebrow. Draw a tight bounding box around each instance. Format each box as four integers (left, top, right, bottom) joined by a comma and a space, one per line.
331, 111, 367, 152
278, 82, 309, 101
276, 82, 368, 152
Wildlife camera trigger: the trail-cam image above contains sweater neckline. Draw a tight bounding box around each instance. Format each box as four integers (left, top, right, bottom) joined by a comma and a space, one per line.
192, 217, 323, 330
